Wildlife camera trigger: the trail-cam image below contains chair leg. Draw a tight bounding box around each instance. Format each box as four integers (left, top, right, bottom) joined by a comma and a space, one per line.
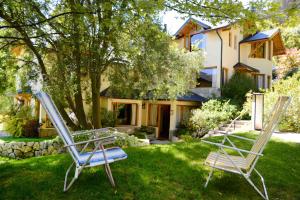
103, 163, 115, 187
243, 169, 269, 200
64, 162, 81, 192
204, 167, 215, 188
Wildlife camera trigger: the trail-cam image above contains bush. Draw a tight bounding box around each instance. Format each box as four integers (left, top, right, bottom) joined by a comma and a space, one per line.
222, 72, 257, 106
100, 108, 117, 127
4, 106, 39, 137
186, 99, 238, 137
244, 72, 300, 132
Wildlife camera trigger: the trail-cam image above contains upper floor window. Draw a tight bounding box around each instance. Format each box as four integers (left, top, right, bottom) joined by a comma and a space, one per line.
184, 35, 190, 50
268, 41, 272, 60
191, 33, 206, 50
229, 31, 232, 47
234, 35, 237, 50
196, 67, 217, 88
250, 42, 266, 58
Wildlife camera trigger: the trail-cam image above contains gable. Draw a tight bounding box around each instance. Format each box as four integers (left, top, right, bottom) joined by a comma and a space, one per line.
174, 18, 211, 38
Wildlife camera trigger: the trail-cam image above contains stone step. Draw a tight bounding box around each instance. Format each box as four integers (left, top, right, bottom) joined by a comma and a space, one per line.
231, 120, 251, 125
221, 124, 243, 128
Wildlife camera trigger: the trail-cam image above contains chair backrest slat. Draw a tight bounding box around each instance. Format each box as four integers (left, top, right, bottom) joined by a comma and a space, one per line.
246, 96, 290, 168
35, 91, 79, 161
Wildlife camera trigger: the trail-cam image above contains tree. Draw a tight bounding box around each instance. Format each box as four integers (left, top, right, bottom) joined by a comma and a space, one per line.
0, 0, 286, 130
274, 48, 300, 79
222, 72, 257, 106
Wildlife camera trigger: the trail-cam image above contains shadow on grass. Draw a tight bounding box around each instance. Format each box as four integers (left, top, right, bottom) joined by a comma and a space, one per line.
0, 137, 299, 200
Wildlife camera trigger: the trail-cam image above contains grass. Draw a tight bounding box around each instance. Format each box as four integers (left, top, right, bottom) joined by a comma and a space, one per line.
0, 133, 300, 200
0, 136, 53, 143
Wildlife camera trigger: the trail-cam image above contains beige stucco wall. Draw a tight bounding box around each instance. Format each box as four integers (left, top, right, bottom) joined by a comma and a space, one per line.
240, 41, 273, 87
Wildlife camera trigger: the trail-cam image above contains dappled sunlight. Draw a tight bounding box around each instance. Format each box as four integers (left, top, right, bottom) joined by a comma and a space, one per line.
0, 137, 300, 199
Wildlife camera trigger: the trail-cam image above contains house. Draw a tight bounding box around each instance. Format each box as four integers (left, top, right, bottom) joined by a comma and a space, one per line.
19, 18, 286, 141
97, 18, 285, 140
174, 18, 285, 98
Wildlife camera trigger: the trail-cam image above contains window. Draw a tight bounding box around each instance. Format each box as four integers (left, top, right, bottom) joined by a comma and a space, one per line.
184, 35, 190, 51
113, 103, 137, 125
176, 106, 194, 128
229, 32, 232, 47
268, 41, 272, 60
267, 75, 271, 88
191, 33, 206, 50
234, 35, 237, 50
254, 74, 265, 89
196, 67, 217, 88
222, 68, 228, 84
148, 104, 158, 126
251, 42, 266, 58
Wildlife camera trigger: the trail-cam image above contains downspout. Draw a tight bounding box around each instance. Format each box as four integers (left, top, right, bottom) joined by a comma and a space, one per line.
216, 30, 223, 93
238, 42, 241, 63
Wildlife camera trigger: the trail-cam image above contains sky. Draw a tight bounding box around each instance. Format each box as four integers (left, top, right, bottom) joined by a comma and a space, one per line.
161, 0, 251, 35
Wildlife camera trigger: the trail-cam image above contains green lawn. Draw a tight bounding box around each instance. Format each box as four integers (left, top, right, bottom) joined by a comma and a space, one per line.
0, 136, 53, 143
0, 133, 300, 200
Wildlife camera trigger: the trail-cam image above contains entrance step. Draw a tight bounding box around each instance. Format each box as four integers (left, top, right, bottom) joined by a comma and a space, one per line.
209, 120, 251, 135
150, 140, 170, 145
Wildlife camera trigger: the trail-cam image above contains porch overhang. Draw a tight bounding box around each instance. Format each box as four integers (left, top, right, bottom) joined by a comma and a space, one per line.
233, 62, 259, 73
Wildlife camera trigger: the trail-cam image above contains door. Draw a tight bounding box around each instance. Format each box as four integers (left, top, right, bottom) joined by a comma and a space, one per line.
158, 105, 170, 139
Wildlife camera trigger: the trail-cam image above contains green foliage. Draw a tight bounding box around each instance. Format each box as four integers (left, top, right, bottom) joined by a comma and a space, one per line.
175, 128, 191, 137
180, 134, 195, 142
222, 72, 257, 106
273, 48, 300, 79
244, 72, 300, 132
113, 132, 140, 147
0, 96, 14, 117
100, 109, 117, 127
187, 100, 238, 137
4, 106, 38, 137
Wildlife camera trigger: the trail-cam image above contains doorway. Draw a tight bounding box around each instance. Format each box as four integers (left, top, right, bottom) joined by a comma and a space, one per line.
158, 105, 170, 139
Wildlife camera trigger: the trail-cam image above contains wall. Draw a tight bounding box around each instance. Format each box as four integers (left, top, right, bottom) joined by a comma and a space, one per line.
240, 42, 273, 87
0, 138, 64, 159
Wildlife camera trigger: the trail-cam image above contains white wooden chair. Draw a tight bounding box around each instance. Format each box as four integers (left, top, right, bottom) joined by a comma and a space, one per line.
202, 96, 291, 200
35, 91, 127, 191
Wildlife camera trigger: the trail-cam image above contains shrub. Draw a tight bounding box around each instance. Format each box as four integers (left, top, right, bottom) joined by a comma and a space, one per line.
4, 106, 38, 137
243, 71, 300, 132
222, 72, 257, 106
186, 99, 238, 137
100, 108, 117, 127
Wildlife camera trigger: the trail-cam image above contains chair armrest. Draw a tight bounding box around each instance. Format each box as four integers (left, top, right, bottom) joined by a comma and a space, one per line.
225, 134, 256, 143
201, 139, 263, 156
65, 135, 116, 147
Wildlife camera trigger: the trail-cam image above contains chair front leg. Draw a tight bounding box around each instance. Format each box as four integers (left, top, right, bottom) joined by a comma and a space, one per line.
99, 144, 116, 187
204, 166, 215, 188
64, 162, 82, 192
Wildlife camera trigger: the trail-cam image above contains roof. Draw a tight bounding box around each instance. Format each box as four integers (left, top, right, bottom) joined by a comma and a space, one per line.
240, 29, 279, 43
100, 87, 207, 102
174, 17, 211, 37
233, 62, 259, 73
176, 91, 208, 102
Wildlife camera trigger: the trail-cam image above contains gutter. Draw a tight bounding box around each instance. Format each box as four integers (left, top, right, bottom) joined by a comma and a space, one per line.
216, 30, 223, 90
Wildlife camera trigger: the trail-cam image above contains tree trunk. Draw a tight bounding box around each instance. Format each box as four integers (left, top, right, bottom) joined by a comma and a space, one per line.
91, 72, 101, 128
69, 0, 89, 129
